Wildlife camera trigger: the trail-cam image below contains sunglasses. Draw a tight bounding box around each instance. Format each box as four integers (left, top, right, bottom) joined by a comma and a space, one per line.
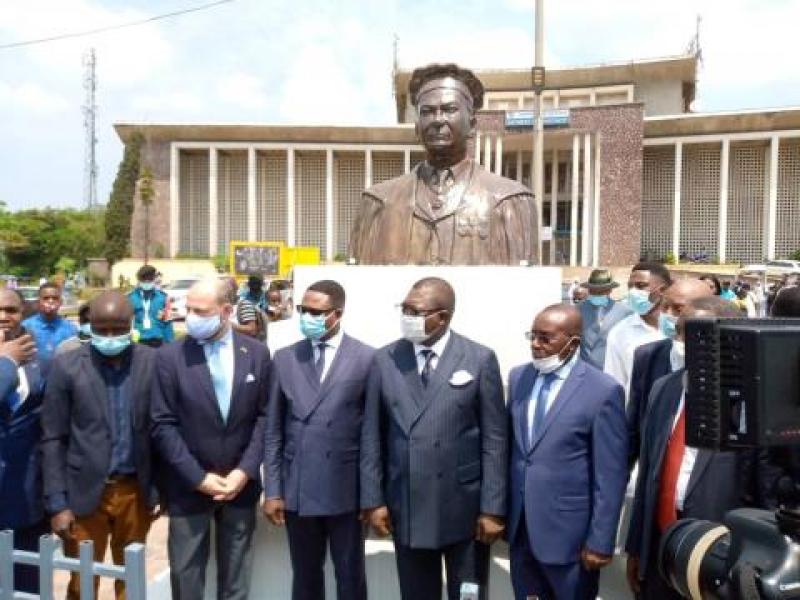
296, 305, 334, 317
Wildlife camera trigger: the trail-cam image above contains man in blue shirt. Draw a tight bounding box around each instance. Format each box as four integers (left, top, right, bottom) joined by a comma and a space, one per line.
22, 282, 77, 375
239, 274, 268, 311
128, 265, 174, 348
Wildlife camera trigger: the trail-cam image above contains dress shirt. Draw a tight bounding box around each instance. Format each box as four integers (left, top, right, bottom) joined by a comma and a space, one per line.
671, 390, 698, 511
313, 328, 343, 382
22, 314, 77, 372
201, 326, 235, 419
413, 329, 451, 374
526, 351, 579, 436
604, 313, 663, 400
95, 348, 136, 475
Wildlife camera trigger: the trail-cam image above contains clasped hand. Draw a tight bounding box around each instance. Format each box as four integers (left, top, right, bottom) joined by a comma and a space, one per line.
196, 469, 249, 502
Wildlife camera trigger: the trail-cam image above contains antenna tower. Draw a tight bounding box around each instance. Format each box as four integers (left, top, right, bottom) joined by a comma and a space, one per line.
82, 48, 98, 209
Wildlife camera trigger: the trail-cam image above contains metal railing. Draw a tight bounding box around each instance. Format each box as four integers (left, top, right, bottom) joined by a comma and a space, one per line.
0, 530, 146, 600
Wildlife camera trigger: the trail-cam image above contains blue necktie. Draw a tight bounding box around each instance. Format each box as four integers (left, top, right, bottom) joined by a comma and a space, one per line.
207, 340, 232, 422
530, 372, 557, 445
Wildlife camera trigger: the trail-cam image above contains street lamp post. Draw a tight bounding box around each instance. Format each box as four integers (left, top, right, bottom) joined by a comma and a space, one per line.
532, 0, 545, 265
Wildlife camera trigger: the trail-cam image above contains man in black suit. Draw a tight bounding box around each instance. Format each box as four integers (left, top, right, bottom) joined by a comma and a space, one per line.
626, 296, 748, 598
151, 278, 270, 600
360, 277, 507, 600
43, 290, 158, 599
627, 277, 712, 466
263, 279, 374, 600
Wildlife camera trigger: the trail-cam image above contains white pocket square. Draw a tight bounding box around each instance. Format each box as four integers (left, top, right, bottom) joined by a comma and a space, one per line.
449, 370, 474, 386
245, 373, 256, 383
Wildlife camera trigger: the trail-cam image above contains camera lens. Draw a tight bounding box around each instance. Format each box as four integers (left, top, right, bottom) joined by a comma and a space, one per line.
659, 519, 730, 598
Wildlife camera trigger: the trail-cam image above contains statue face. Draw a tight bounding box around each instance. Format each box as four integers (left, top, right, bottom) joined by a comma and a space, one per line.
415, 83, 475, 161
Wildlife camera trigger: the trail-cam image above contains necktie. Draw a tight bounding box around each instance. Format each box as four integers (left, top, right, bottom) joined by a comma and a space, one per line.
657, 407, 686, 531
420, 349, 435, 387
530, 372, 557, 445
315, 342, 327, 381
207, 340, 232, 422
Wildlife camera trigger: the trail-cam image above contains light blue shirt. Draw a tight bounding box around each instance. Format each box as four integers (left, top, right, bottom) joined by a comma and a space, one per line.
527, 351, 579, 438
202, 326, 234, 422
22, 313, 77, 374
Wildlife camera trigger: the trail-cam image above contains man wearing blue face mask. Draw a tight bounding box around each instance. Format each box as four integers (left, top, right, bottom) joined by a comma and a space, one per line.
264, 280, 374, 600
577, 269, 632, 370
128, 264, 174, 348
151, 277, 270, 600
42, 290, 159, 599
604, 262, 672, 398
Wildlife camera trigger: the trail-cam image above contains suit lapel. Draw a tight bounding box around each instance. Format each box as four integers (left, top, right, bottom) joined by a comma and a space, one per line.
652, 372, 685, 473
411, 333, 463, 428
298, 339, 321, 393
83, 349, 110, 428
513, 365, 537, 454
185, 338, 224, 425
391, 340, 422, 432
529, 359, 586, 454
318, 334, 352, 396
685, 449, 713, 502
227, 333, 250, 425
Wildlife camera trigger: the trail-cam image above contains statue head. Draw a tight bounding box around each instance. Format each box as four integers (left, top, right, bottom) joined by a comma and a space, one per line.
409, 63, 484, 167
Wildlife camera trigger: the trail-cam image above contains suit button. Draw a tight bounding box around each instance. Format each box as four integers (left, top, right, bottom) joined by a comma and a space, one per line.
327, 421, 332, 428
326, 451, 331, 459
437, 472, 443, 479
434, 440, 440, 448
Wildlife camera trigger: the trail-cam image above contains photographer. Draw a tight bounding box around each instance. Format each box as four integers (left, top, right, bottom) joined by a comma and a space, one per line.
626, 296, 752, 598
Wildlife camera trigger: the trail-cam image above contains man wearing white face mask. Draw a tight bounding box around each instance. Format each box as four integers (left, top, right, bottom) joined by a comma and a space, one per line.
507, 304, 627, 599
604, 262, 672, 399
361, 276, 506, 600
43, 290, 159, 599
264, 280, 374, 600
151, 278, 271, 600
577, 269, 632, 370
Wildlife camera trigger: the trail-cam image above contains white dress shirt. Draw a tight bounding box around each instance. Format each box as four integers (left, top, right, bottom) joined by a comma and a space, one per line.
413, 329, 451, 374
603, 313, 663, 401
313, 328, 343, 382
526, 351, 579, 438
672, 390, 698, 511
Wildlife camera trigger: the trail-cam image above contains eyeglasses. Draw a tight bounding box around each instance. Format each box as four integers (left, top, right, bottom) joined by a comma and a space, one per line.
396, 303, 444, 318
296, 305, 333, 317
524, 331, 562, 344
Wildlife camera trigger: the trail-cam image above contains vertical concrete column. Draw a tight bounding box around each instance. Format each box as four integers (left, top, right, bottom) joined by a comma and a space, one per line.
403, 149, 411, 174
718, 139, 730, 263
169, 144, 180, 257
570, 134, 580, 266
364, 148, 373, 190
286, 148, 295, 246
672, 142, 683, 262
483, 134, 492, 173
495, 136, 503, 175
516, 151, 523, 183
581, 133, 592, 267
549, 149, 558, 265
208, 146, 218, 258
592, 143, 601, 267
767, 135, 779, 260
475, 131, 482, 164
325, 148, 334, 261
247, 146, 257, 241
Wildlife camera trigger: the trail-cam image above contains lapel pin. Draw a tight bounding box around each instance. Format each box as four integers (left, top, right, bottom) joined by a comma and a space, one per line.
240, 346, 248, 353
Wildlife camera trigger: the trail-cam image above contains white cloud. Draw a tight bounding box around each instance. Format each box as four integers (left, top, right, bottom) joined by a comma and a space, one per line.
0, 81, 69, 114
129, 91, 206, 114
217, 72, 270, 111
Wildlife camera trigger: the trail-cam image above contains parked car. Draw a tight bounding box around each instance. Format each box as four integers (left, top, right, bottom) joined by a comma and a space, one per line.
740, 260, 800, 278
163, 278, 202, 320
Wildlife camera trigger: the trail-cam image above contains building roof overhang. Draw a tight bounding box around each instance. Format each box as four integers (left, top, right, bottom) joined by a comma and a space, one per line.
644, 105, 800, 139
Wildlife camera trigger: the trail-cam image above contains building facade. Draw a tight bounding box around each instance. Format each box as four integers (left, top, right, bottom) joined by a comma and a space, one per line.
117, 54, 800, 266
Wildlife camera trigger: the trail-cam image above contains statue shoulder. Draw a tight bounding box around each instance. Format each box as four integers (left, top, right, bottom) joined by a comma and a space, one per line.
363, 171, 417, 203
472, 167, 533, 203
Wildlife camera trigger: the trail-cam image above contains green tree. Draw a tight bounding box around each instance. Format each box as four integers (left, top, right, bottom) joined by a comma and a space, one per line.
139, 165, 155, 263
105, 131, 144, 265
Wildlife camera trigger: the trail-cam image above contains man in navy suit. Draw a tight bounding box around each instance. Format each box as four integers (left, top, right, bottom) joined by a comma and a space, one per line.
626, 296, 748, 598
151, 278, 270, 600
361, 277, 507, 600
507, 304, 627, 600
0, 289, 44, 594
263, 279, 373, 600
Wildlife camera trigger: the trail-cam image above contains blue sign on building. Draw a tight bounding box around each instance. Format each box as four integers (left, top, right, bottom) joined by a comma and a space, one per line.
505, 109, 570, 129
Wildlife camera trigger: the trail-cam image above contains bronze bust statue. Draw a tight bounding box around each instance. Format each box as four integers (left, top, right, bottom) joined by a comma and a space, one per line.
348, 63, 539, 265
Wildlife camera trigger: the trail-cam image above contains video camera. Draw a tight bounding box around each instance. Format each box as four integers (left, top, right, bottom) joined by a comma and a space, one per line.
658, 317, 800, 599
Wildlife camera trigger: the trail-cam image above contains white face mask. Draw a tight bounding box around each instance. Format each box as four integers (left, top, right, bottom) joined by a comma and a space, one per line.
532, 336, 577, 374
670, 339, 686, 370
400, 314, 429, 344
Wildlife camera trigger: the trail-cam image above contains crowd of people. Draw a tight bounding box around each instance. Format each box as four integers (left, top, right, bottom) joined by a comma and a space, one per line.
1, 264, 799, 600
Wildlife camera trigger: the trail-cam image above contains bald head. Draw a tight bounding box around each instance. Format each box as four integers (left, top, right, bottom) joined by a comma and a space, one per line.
661, 278, 713, 318
530, 303, 582, 360
535, 304, 582, 337
188, 277, 230, 307
410, 277, 456, 313
89, 290, 133, 336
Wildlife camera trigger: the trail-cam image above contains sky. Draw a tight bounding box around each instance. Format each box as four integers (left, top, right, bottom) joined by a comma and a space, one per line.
1, 0, 800, 211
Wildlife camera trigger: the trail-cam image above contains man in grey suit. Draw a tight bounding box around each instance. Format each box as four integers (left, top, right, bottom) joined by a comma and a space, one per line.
577, 269, 631, 369
264, 279, 374, 600
361, 277, 507, 600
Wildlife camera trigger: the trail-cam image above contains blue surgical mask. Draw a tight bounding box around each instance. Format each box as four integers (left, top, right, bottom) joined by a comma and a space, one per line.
627, 289, 654, 316
91, 332, 132, 356
587, 294, 610, 307
186, 312, 222, 341
659, 313, 678, 339
139, 282, 155, 291
299, 312, 330, 341
79, 323, 92, 337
